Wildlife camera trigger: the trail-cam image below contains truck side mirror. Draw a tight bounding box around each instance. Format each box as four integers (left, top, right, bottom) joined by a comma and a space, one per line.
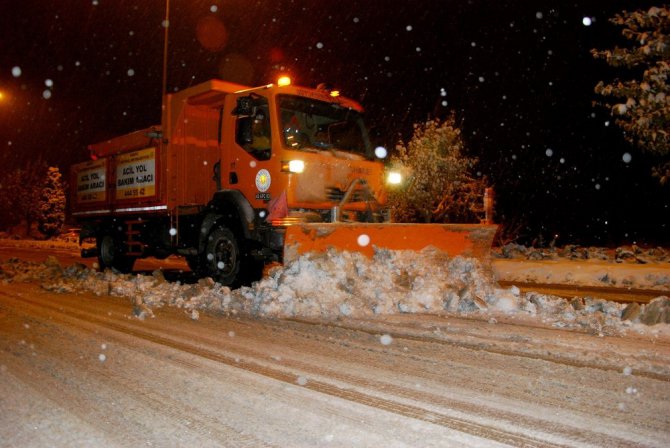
233, 96, 254, 116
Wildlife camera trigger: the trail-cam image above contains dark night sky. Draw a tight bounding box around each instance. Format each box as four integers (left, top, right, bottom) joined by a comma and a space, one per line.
0, 0, 667, 245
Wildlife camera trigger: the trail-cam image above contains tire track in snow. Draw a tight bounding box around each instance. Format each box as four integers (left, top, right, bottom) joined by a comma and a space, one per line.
5, 288, 660, 448
285, 316, 670, 381
0, 291, 284, 448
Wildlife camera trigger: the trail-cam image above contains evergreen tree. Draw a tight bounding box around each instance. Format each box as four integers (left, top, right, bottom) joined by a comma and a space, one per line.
592, 6, 670, 183
37, 167, 66, 238
387, 116, 486, 223
0, 172, 21, 230
0, 159, 47, 235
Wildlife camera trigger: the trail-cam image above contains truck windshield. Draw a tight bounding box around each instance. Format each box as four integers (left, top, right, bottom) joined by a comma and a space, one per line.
277, 94, 372, 158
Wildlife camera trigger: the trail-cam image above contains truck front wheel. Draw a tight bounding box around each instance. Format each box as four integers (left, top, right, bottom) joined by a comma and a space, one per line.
97, 234, 135, 273
205, 226, 241, 286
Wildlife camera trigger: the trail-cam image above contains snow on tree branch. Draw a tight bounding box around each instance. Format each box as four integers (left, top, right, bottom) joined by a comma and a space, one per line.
592, 6, 670, 183
387, 116, 486, 223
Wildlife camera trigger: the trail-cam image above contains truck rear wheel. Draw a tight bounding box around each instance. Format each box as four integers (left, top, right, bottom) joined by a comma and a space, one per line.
205, 226, 241, 286
97, 234, 135, 273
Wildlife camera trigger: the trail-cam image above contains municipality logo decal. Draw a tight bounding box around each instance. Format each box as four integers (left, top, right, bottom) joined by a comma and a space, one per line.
255, 169, 271, 192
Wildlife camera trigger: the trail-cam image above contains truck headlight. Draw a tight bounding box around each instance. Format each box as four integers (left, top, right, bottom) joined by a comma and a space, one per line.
387, 171, 402, 185
281, 160, 305, 173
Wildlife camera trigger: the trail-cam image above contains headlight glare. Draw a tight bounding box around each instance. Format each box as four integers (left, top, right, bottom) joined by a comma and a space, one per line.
282, 160, 305, 173
387, 171, 402, 185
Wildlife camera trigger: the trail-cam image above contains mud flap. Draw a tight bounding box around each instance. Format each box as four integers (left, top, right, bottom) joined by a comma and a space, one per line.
283, 223, 497, 264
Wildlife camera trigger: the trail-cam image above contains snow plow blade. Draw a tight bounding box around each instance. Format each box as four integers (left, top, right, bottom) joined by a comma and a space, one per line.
283, 223, 498, 264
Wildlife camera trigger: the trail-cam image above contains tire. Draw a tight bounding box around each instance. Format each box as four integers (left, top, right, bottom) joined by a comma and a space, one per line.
205, 226, 241, 286
97, 234, 135, 273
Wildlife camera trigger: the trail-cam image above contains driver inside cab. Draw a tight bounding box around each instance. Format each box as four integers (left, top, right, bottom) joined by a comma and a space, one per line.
248, 110, 271, 160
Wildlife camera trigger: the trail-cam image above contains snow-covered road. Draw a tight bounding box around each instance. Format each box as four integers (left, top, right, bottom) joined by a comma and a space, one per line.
2, 281, 668, 447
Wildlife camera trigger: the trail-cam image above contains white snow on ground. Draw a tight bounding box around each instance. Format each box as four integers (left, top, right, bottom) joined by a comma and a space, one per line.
1, 244, 669, 336
494, 258, 670, 291
494, 243, 670, 291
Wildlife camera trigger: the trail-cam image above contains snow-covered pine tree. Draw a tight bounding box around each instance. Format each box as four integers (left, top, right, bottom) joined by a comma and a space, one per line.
387, 116, 486, 223
37, 166, 66, 238
592, 6, 670, 184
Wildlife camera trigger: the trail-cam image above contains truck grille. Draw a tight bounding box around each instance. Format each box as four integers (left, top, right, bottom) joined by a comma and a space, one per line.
326, 187, 366, 202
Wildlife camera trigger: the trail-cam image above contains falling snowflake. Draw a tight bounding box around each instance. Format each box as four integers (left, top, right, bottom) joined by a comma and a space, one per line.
11, 66, 21, 77
357, 234, 370, 247
42, 89, 52, 99
582, 17, 592, 26
374, 146, 388, 158
622, 152, 632, 163
545, 148, 553, 157
380, 334, 393, 345
169, 228, 177, 236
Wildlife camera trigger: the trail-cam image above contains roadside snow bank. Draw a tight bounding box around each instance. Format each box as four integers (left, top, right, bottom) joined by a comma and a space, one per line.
496, 243, 669, 264
493, 244, 670, 291
493, 259, 670, 291
1, 251, 668, 334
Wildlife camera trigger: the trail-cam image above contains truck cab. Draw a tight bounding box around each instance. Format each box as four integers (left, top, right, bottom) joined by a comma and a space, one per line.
220, 78, 387, 225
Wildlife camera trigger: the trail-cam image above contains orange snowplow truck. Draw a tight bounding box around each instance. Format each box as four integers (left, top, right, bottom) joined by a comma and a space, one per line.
71, 77, 496, 286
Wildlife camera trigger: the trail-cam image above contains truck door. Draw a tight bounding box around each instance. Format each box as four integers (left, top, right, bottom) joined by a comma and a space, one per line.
235, 98, 271, 162
227, 95, 275, 204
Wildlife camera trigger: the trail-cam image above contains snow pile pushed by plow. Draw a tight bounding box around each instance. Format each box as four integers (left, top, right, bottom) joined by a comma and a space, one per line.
1, 250, 668, 334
